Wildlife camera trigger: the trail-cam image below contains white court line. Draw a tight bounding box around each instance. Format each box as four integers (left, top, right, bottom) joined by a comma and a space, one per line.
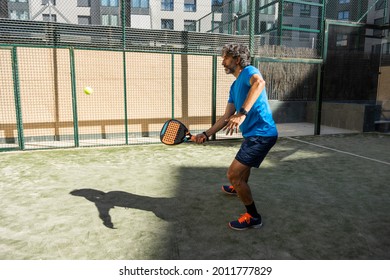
286, 137, 390, 166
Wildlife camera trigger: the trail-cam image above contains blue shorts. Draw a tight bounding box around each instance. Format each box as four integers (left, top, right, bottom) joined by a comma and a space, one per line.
235, 136, 277, 168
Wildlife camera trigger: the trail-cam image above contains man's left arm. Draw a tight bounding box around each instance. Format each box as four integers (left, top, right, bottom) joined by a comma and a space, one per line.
240, 73, 265, 114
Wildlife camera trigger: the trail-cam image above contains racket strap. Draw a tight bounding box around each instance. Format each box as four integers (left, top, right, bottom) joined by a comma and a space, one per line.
184, 132, 192, 141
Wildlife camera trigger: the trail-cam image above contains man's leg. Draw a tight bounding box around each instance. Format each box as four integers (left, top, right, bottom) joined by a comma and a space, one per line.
227, 159, 253, 205
221, 164, 250, 195
227, 159, 262, 230
226, 136, 277, 230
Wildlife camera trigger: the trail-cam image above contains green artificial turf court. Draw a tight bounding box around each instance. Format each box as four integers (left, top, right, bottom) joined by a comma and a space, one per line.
0, 133, 389, 260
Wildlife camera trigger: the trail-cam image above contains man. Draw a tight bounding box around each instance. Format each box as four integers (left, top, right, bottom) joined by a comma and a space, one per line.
194, 43, 278, 230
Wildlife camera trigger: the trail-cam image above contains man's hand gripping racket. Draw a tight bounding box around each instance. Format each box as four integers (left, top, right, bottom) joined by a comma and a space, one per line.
160, 119, 196, 145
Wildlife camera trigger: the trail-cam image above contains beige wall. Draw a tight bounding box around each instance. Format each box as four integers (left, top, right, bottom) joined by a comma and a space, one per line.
0, 48, 234, 141
16, 48, 74, 138
0, 48, 16, 140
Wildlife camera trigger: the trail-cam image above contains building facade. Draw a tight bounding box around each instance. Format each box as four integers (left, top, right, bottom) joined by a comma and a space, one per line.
2, 0, 389, 52
3, 0, 219, 31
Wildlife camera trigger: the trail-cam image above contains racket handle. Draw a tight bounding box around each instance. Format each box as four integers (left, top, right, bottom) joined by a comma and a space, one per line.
190, 135, 196, 142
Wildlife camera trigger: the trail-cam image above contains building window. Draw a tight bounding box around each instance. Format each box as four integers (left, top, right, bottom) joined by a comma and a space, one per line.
299, 25, 310, 41
78, 16, 91, 25
338, 11, 349, 20
336, 34, 348, 47
260, 0, 275, 15
233, 0, 248, 14
260, 21, 267, 32
383, 42, 390, 54
78, 0, 91, 7
10, 10, 28, 20
283, 24, 292, 41
101, 0, 118, 7
284, 3, 293, 17
213, 21, 223, 33
132, 0, 149, 8
339, 0, 350, 3
374, 17, 384, 26
300, 4, 311, 17
374, 18, 384, 37
184, 20, 196, 31
43, 14, 57, 22
161, 0, 174, 11
375, 0, 385, 10
42, 0, 56, 5
240, 20, 248, 33
161, 19, 174, 29
132, 0, 149, 15
184, 0, 196, 12
102, 14, 118, 26
212, 0, 223, 13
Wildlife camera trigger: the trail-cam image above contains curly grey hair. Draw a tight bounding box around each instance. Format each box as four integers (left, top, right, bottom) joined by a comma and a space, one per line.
221, 43, 251, 68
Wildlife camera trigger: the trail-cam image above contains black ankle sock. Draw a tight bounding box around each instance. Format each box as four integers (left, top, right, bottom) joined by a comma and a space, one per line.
245, 202, 261, 219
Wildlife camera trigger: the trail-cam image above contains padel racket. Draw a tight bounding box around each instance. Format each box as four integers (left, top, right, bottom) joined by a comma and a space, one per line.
160, 119, 196, 145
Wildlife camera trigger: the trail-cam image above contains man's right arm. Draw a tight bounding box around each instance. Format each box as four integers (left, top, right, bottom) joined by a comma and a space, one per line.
195, 103, 236, 143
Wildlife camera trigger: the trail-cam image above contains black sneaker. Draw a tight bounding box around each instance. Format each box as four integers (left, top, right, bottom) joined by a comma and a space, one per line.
221, 185, 237, 195
228, 213, 262, 230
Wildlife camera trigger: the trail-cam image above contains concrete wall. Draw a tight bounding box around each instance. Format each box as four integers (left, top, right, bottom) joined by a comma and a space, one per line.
269, 101, 307, 123
270, 101, 380, 132
377, 65, 390, 120
306, 102, 381, 132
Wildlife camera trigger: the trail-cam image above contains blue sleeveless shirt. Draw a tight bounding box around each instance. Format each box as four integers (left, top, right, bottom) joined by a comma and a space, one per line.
228, 65, 278, 138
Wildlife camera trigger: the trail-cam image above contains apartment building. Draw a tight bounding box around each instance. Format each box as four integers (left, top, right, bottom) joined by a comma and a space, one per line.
279, 0, 322, 49
326, 0, 369, 22
0, 1, 8, 18
2, 0, 388, 52
323, 0, 388, 53
365, 0, 389, 54
3, 0, 222, 31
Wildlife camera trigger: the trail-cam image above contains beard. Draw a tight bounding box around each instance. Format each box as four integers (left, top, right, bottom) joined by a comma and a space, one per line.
224, 63, 237, 74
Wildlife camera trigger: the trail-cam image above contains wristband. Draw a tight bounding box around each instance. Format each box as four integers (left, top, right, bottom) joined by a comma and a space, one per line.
202, 131, 209, 140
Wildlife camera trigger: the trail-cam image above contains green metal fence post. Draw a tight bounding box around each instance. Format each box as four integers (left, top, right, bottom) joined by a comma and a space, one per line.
315, 64, 323, 135
228, 0, 233, 34
315, 14, 328, 136
249, 0, 256, 56
211, 11, 215, 33
122, 0, 129, 145
123, 52, 128, 144
211, 55, 217, 141
171, 53, 175, 119
11, 46, 24, 150
69, 47, 79, 147
278, 0, 284, 46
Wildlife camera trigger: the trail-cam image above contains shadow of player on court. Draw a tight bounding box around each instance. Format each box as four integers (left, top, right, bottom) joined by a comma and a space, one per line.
70, 188, 177, 229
